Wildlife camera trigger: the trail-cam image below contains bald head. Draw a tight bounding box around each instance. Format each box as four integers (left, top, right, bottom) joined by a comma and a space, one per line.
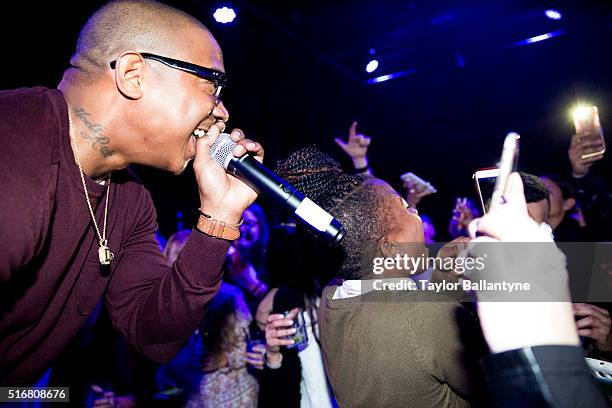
69, 0, 218, 80
58, 0, 229, 178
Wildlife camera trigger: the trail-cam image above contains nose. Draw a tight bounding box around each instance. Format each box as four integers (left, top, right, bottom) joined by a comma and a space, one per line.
212, 99, 229, 123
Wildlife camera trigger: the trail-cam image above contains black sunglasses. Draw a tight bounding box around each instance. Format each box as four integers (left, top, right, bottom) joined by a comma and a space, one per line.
110, 52, 227, 98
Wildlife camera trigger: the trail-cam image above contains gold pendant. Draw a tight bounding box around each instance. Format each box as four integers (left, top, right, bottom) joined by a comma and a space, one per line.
98, 242, 114, 265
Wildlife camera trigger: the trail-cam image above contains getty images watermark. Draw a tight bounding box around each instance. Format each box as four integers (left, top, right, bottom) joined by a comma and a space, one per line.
359, 242, 612, 302
373, 253, 485, 275
370, 252, 532, 294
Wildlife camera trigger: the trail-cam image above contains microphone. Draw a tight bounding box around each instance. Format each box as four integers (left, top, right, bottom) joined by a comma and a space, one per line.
209, 133, 346, 245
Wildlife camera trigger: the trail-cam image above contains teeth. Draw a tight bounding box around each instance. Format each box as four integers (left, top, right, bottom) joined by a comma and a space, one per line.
192, 129, 206, 138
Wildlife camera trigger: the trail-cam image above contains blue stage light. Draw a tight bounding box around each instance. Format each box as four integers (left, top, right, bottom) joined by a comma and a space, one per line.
513, 30, 564, 46
544, 9, 562, 20
366, 68, 417, 85
366, 59, 379, 73
214, 6, 236, 24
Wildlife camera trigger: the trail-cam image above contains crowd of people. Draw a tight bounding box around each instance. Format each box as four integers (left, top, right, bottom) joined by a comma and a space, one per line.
1, 1, 612, 407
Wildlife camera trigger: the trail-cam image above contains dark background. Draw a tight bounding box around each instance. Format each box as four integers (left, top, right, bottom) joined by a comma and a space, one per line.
3, 0, 611, 240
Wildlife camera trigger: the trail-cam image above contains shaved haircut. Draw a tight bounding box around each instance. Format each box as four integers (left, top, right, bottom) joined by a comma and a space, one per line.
70, 0, 211, 80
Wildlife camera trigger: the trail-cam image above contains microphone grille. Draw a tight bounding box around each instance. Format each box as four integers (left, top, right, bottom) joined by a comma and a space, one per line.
209, 132, 237, 169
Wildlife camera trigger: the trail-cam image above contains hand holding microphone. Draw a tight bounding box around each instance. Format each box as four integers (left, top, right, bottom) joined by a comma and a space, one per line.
194, 125, 345, 245
193, 124, 263, 226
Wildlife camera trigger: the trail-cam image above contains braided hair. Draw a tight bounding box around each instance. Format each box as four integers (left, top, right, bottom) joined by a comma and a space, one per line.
275, 145, 399, 280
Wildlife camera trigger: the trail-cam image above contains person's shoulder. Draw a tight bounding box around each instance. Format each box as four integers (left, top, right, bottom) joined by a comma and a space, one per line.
409, 295, 475, 324
318, 282, 342, 329
0, 87, 63, 118
319, 280, 344, 306
0, 87, 65, 168
0, 86, 57, 101
321, 280, 340, 297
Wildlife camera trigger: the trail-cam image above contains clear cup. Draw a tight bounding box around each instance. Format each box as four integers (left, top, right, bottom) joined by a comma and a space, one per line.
245, 328, 266, 353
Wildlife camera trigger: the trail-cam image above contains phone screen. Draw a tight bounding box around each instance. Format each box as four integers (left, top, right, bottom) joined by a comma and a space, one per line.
573, 106, 605, 159
474, 132, 520, 214
473, 168, 499, 214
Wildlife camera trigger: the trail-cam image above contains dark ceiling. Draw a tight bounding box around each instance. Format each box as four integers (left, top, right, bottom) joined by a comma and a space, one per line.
3, 0, 612, 239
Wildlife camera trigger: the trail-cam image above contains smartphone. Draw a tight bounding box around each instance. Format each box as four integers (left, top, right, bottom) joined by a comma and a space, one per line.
573, 106, 605, 159
473, 132, 520, 214
400, 172, 437, 194
473, 168, 498, 214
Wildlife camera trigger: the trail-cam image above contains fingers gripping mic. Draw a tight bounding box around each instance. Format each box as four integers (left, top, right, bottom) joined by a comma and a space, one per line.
210, 133, 346, 245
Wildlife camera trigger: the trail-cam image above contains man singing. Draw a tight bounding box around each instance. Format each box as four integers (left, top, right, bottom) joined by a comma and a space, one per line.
0, 0, 262, 385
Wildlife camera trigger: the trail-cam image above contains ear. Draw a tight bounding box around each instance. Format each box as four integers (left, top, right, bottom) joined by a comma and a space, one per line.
562, 198, 576, 212
112, 51, 146, 100
379, 236, 398, 259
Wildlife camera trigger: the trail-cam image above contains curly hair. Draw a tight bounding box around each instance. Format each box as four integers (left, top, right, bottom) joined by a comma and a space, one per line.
275, 145, 400, 280
200, 284, 248, 362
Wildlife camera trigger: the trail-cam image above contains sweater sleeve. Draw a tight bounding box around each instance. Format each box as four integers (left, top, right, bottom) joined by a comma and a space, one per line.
104, 189, 228, 363
481, 345, 608, 408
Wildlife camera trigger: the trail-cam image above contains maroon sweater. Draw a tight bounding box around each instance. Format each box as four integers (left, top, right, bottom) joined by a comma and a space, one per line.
0, 87, 229, 385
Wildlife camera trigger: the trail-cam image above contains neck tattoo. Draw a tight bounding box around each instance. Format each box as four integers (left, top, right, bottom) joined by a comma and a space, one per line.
68, 109, 114, 266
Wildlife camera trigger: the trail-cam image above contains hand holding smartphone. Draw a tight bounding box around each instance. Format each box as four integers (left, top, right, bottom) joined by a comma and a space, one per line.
573, 106, 605, 160
473, 133, 520, 214
400, 172, 437, 194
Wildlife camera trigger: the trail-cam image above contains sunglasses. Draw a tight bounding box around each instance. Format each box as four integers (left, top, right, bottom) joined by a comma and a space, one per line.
110, 52, 227, 98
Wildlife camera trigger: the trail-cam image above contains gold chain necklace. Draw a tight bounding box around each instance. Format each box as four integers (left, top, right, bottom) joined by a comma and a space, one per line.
67, 110, 114, 266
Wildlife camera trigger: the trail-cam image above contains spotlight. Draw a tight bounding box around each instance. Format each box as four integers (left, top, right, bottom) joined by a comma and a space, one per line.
513, 30, 564, 46
213, 6, 236, 24
366, 68, 416, 85
365, 59, 379, 73
544, 9, 562, 20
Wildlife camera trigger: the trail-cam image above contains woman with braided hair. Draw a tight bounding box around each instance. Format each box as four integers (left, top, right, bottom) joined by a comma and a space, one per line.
274, 146, 488, 408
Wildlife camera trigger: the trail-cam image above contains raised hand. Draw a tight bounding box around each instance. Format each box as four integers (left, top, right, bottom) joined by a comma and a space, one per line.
568, 131, 605, 177
574, 303, 612, 352
335, 121, 371, 170
403, 180, 433, 208
449, 198, 475, 237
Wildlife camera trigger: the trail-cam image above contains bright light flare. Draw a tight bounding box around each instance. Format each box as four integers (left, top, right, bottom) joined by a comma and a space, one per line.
213, 7, 236, 24
513, 30, 564, 46
365, 59, 379, 73
545, 10, 562, 20
571, 104, 592, 122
